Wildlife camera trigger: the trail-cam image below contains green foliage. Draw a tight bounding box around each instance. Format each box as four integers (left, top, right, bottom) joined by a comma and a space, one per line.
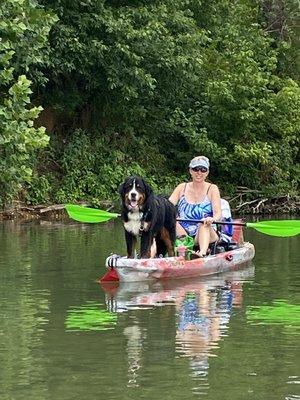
0, 0, 57, 82
0, 0, 56, 208
259, 0, 300, 81
2, 0, 299, 206
48, 129, 180, 206
0, 76, 49, 207
25, 173, 51, 204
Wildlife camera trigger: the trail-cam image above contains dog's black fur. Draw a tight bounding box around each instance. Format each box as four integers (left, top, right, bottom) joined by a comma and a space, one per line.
119, 176, 176, 258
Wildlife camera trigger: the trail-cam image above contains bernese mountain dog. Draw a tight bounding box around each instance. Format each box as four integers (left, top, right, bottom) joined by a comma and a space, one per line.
119, 176, 176, 258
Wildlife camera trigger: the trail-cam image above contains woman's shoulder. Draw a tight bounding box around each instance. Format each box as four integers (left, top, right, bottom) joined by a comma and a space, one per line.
169, 182, 187, 204
172, 182, 186, 192
174, 182, 187, 196
206, 182, 220, 196
207, 182, 219, 191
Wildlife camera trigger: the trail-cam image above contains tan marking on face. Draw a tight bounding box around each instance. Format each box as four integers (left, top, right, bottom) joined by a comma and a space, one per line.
137, 193, 145, 206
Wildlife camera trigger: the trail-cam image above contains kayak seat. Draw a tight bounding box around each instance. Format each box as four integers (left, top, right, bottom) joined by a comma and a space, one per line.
193, 241, 239, 255
211, 241, 239, 254
231, 219, 244, 245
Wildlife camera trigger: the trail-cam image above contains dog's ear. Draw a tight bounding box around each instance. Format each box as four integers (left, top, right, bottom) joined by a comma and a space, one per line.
143, 179, 153, 198
118, 182, 124, 196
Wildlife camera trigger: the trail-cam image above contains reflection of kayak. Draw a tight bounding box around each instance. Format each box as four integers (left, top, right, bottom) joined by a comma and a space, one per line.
101, 266, 255, 312
101, 242, 255, 283
101, 267, 255, 388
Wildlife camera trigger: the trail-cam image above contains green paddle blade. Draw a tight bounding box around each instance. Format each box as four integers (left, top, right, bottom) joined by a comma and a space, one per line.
65, 204, 120, 223
247, 220, 300, 237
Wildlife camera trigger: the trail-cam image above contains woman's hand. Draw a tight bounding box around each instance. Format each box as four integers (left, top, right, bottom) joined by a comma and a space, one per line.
202, 217, 215, 226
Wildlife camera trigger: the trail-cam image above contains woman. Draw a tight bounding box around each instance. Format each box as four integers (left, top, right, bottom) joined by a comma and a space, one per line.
169, 156, 222, 257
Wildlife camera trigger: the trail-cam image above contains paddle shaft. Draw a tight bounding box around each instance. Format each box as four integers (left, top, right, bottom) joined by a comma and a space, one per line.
101, 216, 240, 225
177, 219, 246, 226
65, 205, 299, 236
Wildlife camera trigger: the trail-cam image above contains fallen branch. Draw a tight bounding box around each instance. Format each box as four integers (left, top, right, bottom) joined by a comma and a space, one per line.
235, 198, 259, 211
232, 194, 299, 214
252, 198, 268, 214
40, 204, 65, 213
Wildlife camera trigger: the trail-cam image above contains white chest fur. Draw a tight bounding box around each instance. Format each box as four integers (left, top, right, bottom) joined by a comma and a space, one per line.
124, 211, 149, 236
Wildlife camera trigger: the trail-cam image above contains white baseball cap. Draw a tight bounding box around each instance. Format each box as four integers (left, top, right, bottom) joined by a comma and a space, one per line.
189, 156, 210, 169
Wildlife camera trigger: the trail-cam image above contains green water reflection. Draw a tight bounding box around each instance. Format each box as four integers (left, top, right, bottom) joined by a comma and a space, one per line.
0, 219, 299, 400
66, 301, 117, 331
247, 300, 300, 334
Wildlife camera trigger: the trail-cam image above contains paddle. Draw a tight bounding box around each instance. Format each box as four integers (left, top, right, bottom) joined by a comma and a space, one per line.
65, 204, 120, 223
65, 204, 300, 237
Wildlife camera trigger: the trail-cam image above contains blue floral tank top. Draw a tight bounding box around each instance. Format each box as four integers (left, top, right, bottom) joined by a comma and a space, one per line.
177, 184, 213, 237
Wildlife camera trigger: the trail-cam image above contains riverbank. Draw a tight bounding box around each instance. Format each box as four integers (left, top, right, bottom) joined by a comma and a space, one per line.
0, 204, 67, 222
0, 195, 299, 221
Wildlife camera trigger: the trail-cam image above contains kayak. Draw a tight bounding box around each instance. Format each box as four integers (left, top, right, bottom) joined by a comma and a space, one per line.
101, 241, 255, 283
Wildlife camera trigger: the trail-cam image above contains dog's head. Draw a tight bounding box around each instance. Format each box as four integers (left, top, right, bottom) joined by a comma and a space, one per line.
119, 176, 153, 211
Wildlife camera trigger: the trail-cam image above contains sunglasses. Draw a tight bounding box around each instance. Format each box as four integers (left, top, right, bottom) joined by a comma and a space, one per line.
191, 166, 208, 173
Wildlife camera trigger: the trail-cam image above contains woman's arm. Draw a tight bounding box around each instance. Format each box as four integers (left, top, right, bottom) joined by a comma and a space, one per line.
210, 184, 222, 221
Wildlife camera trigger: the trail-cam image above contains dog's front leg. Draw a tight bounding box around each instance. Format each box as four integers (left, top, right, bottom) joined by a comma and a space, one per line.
140, 232, 153, 258
125, 230, 137, 258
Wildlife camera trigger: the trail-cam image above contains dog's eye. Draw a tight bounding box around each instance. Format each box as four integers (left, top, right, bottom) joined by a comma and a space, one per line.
136, 184, 140, 188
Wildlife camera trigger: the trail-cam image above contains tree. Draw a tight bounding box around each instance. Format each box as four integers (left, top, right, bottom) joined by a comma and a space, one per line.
28, 0, 300, 203
0, 0, 57, 207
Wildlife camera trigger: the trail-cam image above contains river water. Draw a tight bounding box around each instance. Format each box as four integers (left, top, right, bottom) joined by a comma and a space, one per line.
0, 219, 299, 400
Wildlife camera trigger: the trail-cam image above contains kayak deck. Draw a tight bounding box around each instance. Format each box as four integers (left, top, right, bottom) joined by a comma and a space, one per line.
102, 242, 255, 282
